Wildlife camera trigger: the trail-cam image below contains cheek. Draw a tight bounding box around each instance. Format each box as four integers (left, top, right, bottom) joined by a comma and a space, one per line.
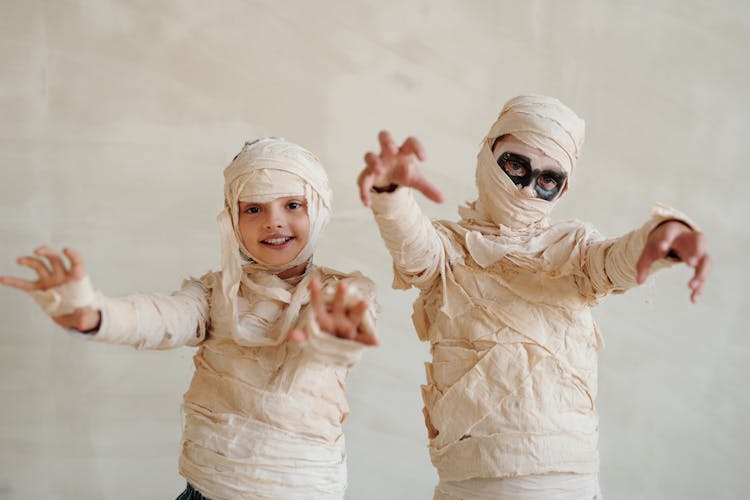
293, 214, 311, 239
238, 218, 259, 245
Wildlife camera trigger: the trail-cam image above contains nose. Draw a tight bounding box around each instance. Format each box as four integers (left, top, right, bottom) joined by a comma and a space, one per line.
519, 184, 537, 198
264, 206, 285, 228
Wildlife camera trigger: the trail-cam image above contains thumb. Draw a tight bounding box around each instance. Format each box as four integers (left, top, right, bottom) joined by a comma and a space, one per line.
288, 328, 308, 343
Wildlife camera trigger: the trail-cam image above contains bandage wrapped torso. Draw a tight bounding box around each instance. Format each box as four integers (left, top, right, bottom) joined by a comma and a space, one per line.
372, 187, 684, 485
368, 96, 690, 497
88, 267, 374, 499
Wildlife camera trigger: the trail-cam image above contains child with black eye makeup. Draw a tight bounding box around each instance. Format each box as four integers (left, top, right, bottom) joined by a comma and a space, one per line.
356, 94, 710, 499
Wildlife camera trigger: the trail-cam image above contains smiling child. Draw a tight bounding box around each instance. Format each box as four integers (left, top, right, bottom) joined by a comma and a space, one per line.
1, 137, 378, 499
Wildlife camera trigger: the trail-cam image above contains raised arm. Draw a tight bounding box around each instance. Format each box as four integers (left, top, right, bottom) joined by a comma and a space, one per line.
358, 131, 444, 208
357, 131, 447, 290
578, 206, 710, 303
1, 246, 209, 349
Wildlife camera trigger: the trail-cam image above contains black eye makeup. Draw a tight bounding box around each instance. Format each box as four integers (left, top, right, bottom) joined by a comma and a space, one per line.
496, 152, 567, 201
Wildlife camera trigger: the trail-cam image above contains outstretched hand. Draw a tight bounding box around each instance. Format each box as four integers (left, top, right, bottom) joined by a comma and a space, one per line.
636, 221, 711, 303
1, 246, 86, 290
289, 278, 378, 346
0, 246, 100, 331
357, 130, 444, 207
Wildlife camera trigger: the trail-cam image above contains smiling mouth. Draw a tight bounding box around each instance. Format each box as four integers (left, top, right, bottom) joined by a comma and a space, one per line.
261, 236, 295, 247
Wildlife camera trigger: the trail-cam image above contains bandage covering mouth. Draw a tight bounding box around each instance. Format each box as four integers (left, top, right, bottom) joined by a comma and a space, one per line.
466, 94, 586, 230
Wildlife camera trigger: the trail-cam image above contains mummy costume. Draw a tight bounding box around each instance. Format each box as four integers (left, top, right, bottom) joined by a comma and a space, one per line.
31, 138, 376, 499
369, 96, 691, 499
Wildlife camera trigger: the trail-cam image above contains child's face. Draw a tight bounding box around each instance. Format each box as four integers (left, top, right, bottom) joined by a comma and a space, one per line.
492, 135, 568, 202
237, 196, 310, 268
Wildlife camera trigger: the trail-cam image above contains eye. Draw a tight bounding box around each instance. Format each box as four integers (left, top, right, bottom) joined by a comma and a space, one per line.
244, 205, 261, 214
505, 161, 527, 176
537, 175, 558, 191
499, 153, 527, 177
287, 201, 304, 210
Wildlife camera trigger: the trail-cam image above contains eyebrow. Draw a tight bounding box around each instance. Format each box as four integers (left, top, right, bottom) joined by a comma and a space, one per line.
501, 152, 530, 164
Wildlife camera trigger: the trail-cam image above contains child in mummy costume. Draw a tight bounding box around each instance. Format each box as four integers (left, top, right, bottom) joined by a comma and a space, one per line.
358, 95, 710, 499
1, 138, 378, 499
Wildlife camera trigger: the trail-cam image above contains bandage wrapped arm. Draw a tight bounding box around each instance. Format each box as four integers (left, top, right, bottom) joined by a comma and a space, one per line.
577, 204, 696, 299
370, 187, 444, 290
296, 274, 377, 366
30, 275, 209, 349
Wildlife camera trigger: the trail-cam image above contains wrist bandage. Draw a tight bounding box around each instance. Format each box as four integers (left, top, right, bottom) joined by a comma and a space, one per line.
28, 276, 98, 316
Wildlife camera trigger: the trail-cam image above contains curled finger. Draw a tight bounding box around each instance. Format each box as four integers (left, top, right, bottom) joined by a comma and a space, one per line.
674, 231, 706, 268
332, 281, 347, 320
410, 172, 444, 204
35, 247, 66, 277
63, 248, 86, 279
400, 136, 427, 161
636, 226, 678, 284
347, 300, 369, 329
17, 256, 51, 281
689, 254, 712, 303
287, 328, 308, 343
378, 130, 398, 157
358, 170, 374, 207
335, 320, 357, 340
309, 278, 334, 332
355, 328, 379, 346
359, 155, 379, 207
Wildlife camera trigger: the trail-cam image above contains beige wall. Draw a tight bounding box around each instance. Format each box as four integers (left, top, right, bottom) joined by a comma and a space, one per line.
1, 1, 748, 498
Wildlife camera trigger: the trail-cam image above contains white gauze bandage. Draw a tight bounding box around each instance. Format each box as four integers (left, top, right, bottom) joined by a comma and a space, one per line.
215, 137, 332, 346
465, 94, 586, 230
29, 275, 99, 317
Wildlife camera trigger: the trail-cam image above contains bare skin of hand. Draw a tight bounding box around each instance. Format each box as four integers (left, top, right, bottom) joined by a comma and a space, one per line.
357, 130, 445, 207
288, 278, 378, 346
636, 221, 711, 303
0, 246, 101, 332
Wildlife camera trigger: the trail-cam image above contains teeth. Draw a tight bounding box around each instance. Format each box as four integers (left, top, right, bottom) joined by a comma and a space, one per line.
263, 237, 291, 245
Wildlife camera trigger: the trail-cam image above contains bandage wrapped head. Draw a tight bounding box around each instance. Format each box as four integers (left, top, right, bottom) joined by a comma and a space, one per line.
473, 95, 585, 229
218, 137, 332, 276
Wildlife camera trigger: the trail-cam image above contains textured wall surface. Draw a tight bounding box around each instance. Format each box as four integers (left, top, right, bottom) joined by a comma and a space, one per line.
1, 1, 748, 498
